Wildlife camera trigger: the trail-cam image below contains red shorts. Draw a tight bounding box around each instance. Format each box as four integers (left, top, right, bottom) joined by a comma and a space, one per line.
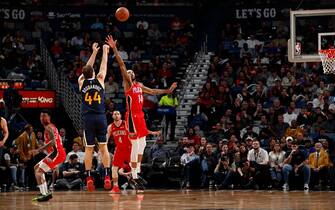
38, 148, 66, 172
125, 111, 148, 139
113, 147, 131, 168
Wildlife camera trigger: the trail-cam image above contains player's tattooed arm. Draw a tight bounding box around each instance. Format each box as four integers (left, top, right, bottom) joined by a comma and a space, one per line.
105, 35, 132, 87
142, 82, 177, 95
31, 126, 55, 155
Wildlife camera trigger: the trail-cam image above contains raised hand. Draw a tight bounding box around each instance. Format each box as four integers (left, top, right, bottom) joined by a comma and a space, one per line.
92, 42, 100, 52
105, 35, 117, 49
168, 82, 177, 93
103, 44, 110, 53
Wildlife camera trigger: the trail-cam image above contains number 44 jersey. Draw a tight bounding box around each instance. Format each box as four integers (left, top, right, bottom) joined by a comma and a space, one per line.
81, 78, 105, 115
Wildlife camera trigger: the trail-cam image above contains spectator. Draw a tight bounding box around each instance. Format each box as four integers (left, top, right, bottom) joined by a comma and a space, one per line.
104, 76, 119, 100
268, 142, 286, 188
7, 146, 20, 190
129, 46, 141, 61
66, 142, 85, 164
213, 156, 234, 189
136, 18, 149, 30
90, 17, 104, 30
73, 129, 84, 150
285, 120, 303, 140
50, 40, 63, 58
282, 141, 310, 191
283, 107, 298, 126
55, 154, 84, 190
200, 143, 218, 188
308, 142, 330, 190
247, 140, 270, 189
149, 137, 170, 162
70, 33, 84, 49
0, 117, 9, 162
60, 128, 72, 153
273, 115, 289, 138
180, 144, 200, 189
159, 93, 178, 141
118, 46, 129, 60
175, 137, 189, 156
14, 124, 38, 188
0, 148, 11, 191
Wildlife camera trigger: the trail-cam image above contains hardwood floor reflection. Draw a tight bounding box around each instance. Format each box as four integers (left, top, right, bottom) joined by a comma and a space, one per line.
1, 190, 334, 210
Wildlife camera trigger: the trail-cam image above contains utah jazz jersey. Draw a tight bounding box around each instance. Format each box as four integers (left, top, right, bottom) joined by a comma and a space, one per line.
81, 78, 105, 115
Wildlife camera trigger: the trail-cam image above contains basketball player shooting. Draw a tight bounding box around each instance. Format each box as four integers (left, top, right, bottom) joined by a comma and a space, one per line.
78, 43, 111, 191
106, 35, 177, 190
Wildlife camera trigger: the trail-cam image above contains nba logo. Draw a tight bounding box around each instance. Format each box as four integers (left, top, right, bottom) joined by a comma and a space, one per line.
295, 42, 301, 55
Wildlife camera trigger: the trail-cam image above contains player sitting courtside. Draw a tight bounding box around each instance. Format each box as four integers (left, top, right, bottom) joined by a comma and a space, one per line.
78, 43, 111, 191
30, 110, 66, 202
106, 35, 177, 192
107, 110, 160, 193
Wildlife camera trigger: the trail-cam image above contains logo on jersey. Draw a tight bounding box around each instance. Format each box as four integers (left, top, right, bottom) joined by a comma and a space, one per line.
132, 87, 142, 93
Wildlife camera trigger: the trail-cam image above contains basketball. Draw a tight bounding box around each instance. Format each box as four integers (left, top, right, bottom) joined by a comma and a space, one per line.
115, 7, 130, 22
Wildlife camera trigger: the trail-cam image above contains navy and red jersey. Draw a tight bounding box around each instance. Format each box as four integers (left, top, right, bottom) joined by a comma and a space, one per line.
81, 78, 105, 115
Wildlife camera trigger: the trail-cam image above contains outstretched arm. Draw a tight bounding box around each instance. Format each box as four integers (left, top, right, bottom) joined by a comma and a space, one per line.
142, 82, 177, 95
78, 43, 100, 83
97, 44, 109, 84
105, 35, 132, 87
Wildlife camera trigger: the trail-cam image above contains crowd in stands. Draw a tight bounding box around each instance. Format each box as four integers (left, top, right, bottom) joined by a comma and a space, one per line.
0, 28, 47, 89
1, 2, 335, 192
180, 19, 335, 190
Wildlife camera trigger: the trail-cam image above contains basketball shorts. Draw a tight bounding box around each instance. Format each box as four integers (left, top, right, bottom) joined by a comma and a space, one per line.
113, 147, 131, 168
83, 113, 108, 147
38, 148, 66, 172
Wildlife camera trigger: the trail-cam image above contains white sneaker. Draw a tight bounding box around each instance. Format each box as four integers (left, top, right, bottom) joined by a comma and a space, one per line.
282, 183, 289, 191
304, 184, 309, 192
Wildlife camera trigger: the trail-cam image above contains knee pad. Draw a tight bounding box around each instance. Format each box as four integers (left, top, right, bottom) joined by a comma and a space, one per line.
138, 137, 146, 155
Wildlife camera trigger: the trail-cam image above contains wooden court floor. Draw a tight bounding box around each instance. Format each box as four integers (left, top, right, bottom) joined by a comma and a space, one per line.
1, 190, 334, 210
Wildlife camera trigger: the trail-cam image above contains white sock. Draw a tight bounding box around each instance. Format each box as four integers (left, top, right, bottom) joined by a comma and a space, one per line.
39, 184, 46, 195
42, 182, 49, 194
136, 164, 141, 173
131, 168, 138, 179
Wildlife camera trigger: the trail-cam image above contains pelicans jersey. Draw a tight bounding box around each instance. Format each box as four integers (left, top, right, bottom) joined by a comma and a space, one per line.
38, 123, 66, 172
125, 82, 148, 139
110, 120, 131, 167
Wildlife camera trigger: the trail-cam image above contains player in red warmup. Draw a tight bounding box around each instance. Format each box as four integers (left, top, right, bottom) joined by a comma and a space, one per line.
107, 111, 160, 193
106, 35, 177, 192
30, 110, 66, 202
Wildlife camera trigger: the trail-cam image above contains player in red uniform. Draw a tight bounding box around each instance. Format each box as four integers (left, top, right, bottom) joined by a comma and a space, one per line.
106, 35, 177, 190
107, 111, 160, 193
107, 111, 131, 193
30, 110, 66, 202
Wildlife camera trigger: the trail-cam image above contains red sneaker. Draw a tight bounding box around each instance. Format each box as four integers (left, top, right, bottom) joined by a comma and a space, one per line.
86, 177, 95, 192
104, 176, 112, 190
110, 186, 120, 194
